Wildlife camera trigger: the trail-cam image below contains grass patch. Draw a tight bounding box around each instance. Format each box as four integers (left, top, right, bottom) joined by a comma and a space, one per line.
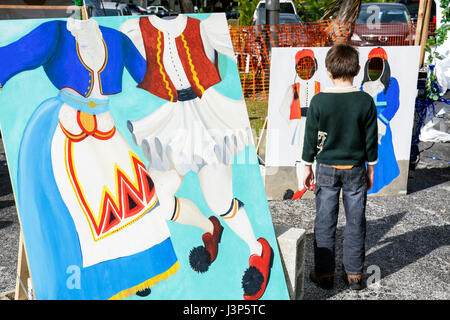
245, 100, 268, 146
227, 19, 240, 26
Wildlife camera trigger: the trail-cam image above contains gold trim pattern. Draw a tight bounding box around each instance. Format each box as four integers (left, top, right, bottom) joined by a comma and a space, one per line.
109, 261, 180, 300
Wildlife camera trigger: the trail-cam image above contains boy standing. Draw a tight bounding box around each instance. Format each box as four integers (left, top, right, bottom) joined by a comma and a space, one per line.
302, 44, 378, 290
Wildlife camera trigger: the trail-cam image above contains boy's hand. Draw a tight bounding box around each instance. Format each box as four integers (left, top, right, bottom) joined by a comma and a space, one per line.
303, 165, 315, 191
366, 164, 375, 190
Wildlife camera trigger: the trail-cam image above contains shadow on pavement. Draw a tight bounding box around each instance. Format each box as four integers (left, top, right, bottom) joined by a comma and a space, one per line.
304, 211, 450, 299
0, 200, 15, 210
408, 167, 450, 194
0, 220, 13, 230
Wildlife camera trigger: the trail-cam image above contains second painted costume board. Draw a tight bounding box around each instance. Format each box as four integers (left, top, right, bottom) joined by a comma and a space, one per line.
265, 46, 420, 200
0, 14, 289, 300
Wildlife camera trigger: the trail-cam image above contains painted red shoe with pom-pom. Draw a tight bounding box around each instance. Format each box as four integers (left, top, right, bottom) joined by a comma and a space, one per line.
242, 237, 273, 300
189, 216, 223, 273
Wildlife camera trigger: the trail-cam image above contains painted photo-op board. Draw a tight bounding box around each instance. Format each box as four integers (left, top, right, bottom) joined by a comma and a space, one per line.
0, 14, 289, 300
265, 46, 420, 200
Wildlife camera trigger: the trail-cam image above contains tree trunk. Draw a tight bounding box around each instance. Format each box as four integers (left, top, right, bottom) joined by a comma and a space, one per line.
179, 0, 194, 13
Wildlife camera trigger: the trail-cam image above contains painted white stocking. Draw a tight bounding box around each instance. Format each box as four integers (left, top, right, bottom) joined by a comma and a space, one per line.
198, 164, 262, 257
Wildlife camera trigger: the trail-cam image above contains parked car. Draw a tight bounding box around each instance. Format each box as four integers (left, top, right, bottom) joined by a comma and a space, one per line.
252, 0, 297, 25
91, 2, 132, 16
352, 3, 412, 46
126, 3, 149, 16
396, 0, 436, 22
147, 5, 170, 17
253, 12, 301, 26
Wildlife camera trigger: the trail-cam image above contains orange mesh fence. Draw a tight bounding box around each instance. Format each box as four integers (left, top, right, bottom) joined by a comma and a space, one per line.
230, 20, 436, 102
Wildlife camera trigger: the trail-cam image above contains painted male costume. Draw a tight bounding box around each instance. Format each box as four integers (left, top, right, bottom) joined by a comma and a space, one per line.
125, 15, 252, 174
120, 14, 273, 300
0, 18, 178, 299
279, 49, 320, 199
361, 47, 400, 194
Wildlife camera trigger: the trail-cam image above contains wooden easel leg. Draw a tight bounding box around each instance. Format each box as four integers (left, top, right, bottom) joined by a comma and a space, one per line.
419, 0, 432, 67
256, 116, 268, 157
14, 231, 32, 300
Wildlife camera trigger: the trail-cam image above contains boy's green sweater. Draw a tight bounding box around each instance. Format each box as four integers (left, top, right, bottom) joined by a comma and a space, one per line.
302, 87, 378, 166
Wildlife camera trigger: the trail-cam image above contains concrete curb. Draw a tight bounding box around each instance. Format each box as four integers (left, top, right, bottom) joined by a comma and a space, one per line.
275, 225, 306, 300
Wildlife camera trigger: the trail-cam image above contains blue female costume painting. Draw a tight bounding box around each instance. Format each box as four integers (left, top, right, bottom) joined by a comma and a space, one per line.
361, 47, 400, 194
0, 18, 179, 299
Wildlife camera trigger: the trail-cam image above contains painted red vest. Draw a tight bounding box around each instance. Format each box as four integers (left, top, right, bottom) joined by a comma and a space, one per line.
137, 16, 221, 102
289, 81, 320, 120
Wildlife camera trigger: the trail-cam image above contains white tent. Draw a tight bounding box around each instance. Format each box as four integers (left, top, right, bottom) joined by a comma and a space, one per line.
420, 0, 450, 143
433, 0, 450, 93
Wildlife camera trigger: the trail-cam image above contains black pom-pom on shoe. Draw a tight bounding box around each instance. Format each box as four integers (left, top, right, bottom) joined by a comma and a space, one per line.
135, 288, 151, 297
241, 266, 264, 296
189, 246, 212, 273
283, 189, 294, 200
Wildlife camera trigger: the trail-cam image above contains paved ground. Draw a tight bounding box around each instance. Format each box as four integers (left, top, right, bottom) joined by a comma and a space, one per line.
0, 138, 449, 299
270, 141, 450, 300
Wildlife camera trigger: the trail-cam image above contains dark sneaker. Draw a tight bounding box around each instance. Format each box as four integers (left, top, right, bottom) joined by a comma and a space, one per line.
342, 271, 364, 290
309, 271, 334, 290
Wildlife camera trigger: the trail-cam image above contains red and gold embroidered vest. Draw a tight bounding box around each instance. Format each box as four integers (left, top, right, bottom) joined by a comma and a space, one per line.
289, 81, 320, 120
137, 17, 221, 102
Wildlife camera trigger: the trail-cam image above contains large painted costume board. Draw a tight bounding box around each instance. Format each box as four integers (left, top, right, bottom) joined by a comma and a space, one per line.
0, 14, 289, 300
265, 46, 420, 200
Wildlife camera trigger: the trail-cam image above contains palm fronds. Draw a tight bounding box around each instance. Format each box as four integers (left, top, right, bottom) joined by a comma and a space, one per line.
321, 0, 362, 24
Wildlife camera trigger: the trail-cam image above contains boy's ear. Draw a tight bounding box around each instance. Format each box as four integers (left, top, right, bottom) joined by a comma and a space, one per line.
326, 68, 333, 79
357, 65, 361, 75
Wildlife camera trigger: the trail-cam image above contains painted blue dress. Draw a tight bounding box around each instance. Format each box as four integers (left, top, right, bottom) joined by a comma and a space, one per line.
0, 19, 178, 299
366, 77, 400, 194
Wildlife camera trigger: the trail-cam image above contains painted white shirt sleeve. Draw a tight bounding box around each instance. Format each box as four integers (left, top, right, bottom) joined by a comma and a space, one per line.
200, 13, 236, 63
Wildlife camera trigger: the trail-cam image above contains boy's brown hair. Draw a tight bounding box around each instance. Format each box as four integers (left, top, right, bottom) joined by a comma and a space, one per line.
325, 44, 360, 80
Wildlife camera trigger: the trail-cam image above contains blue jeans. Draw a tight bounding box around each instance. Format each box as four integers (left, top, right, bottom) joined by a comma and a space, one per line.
313, 163, 367, 275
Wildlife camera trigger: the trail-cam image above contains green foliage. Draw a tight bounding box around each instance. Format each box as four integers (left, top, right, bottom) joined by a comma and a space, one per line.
296, 0, 396, 22
234, 0, 259, 25
426, 69, 441, 101
297, 0, 335, 22
425, 0, 450, 100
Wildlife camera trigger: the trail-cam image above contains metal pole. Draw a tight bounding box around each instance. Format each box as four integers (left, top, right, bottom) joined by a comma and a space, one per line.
265, 0, 279, 50
266, 0, 279, 25
264, 0, 279, 99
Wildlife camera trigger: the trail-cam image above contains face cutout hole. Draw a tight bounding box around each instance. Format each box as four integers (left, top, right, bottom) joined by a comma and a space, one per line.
296, 56, 316, 80
368, 57, 384, 81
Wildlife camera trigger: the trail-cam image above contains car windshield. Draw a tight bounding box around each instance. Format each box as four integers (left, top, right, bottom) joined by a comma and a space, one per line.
258, 3, 295, 14
102, 9, 121, 16
356, 6, 409, 24
380, 9, 409, 23
280, 16, 299, 24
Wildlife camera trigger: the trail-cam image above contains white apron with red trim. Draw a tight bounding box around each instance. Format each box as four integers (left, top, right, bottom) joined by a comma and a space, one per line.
51, 103, 170, 268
